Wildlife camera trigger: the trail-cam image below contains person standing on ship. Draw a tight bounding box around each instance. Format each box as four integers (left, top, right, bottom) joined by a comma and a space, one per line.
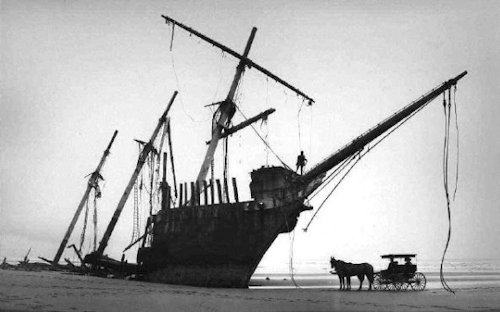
296, 151, 308, 175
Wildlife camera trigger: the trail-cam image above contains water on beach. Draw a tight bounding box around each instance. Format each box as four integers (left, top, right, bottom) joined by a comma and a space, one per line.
251, 258, 500, 289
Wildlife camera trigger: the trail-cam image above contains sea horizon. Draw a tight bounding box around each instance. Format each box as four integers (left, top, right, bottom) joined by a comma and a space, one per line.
254, 258, 500, 276
4, 256, 500, 275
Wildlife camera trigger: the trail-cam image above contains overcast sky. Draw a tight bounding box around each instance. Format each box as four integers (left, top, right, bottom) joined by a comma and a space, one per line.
1, 0, 499, 271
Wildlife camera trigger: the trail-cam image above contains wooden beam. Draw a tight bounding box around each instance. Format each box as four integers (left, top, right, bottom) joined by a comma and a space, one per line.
216, 179, 223, 204
203, 180, 208, 206
179, 183, 184, 206
232, 177, 239, 203
161, 15, 314, 103
224, 178, 230, 203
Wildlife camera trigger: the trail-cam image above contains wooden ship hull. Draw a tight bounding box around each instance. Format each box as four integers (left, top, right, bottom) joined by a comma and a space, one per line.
135, 67, 467, 287
137, 166, 323, 288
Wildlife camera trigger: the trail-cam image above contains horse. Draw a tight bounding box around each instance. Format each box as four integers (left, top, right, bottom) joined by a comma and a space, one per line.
330, 258, 347, 290
330, 256, 374, 290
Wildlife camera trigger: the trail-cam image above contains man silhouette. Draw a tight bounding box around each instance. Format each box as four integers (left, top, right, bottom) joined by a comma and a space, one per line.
296, 151, 307, 175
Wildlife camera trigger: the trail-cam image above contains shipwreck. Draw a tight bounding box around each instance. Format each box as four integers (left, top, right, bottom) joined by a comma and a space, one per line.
49, 15, 467, 288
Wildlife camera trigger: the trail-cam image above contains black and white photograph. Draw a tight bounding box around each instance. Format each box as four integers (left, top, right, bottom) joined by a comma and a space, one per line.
1, 1, 499, 311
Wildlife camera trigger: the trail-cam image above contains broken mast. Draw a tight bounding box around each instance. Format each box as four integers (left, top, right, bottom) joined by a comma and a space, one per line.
53, 130, 118, 265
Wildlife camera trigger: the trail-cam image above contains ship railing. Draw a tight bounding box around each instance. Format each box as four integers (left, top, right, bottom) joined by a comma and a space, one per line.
171, 177, 240, 208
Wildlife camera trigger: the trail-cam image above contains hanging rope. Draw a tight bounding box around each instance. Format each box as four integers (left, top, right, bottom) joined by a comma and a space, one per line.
309, 103, 313, 158
79, 195, 89, 252
92, 190, 98, 252
453, 86, 459, 200
223, 136, 229, 202
283, 212, 300, 288
211, 51, 226, 104
131, 144, 142, 244
297, 99, 306, 151
440, 89, 456, 294
169, 23, 175, 51
289, 229, 300, 288
264, 77, 270, 166
261, 117, 270, 167
131, 179, 140, 244
148, 153, 155, 216
169, 47, 211, 123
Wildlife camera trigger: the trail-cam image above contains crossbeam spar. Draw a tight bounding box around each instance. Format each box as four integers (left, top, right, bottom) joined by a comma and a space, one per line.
161, 15, 314, 104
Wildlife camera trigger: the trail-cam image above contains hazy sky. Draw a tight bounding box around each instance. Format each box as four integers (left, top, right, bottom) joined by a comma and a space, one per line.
1, 0, 499, 271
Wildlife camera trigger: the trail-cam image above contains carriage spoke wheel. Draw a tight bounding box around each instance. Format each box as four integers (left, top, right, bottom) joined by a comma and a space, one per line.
386, 282, 395, 291
373, 273, 383, 290
401, 282, 410, 291
411, 272, 427, 291
394, 282, 403, 291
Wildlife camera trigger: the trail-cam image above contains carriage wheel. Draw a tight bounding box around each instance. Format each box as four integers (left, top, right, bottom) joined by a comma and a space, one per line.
401, 282, 410, 291
411, 272, 426, 291
373, 273, 383, 290
386, 282, 395, 291
394, 282, 403, 291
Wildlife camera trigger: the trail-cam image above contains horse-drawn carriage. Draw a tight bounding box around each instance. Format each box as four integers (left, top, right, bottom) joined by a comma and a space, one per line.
373, 254, 426, 291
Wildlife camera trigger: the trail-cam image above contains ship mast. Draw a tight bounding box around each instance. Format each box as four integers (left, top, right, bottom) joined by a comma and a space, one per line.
196, 27, 256, 183
52, 130, 118, 265
161, 15, 314, 183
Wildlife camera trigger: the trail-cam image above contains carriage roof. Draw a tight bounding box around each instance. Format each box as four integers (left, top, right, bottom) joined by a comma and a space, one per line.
381, 254, 417, 259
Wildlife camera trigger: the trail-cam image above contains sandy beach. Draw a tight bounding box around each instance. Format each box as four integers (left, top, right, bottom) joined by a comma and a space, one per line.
1, 269, 499, 312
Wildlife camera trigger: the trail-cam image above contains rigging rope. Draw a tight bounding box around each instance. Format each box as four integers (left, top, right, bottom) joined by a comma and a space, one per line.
131, 144, 142, 244
169, 50, 211, 123
148, 153, 155, 216
297, 99, 305, 151
303, 152, 362, 232
79, 193, 90, 252
211, 51, 226, 104
264, 77, 270, 166
131, 178, 140, 244
283, 212, 300, 288
307, 154, 358, 201
440, 89, 457, 294
236, 106, 293, 171
92, 190, 98, 252
169, 23, 175, 51
223, 136, 229, 202
289, 229, 300, 288
261, 117, 270, 167
235, 105, 292, 171
304, 95, 434, 230
309, 103, 313, 159
453, 86, 459, 200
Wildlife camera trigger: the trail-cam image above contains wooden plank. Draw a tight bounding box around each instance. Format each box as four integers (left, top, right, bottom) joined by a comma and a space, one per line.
195, 180, 200, 206
203, 180, 208, 206
179, 183, 184, 206
232, 177, 239, 203
224, 178, 230, 203
216, 179, 223, 204
210, 180, 215, 205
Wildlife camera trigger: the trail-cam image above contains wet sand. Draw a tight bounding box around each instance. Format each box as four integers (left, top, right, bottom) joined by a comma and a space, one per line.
1, 269, 499, 311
